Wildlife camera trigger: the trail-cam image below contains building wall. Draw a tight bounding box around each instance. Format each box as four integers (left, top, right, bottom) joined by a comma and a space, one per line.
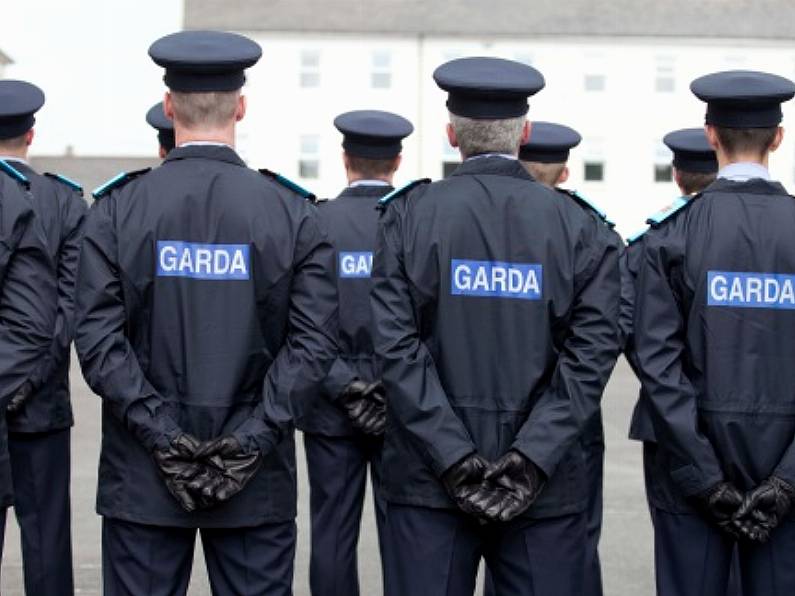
236, 32, 795, 235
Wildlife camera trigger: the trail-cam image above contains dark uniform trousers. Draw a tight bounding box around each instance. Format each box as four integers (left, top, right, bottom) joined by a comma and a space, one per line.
386, 504, 587, 596
102, 517, 296, 596
7, 428, 73, 595
305, 433, 386, 596
483, 427, 604, 596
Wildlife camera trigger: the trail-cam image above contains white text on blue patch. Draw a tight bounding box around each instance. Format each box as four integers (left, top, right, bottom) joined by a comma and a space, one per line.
707, 271, 795, 309
157, 241, 250, 280
339, 251, 373, 278
451, 259, 542, 300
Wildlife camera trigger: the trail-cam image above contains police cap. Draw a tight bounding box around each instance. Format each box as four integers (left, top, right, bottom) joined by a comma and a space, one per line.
690, 70, 795, 128
519, 122, 581, 163
0, 80, 45, 140
149, 30, 262, 92
146, 101, 175, 152
334, 110, 414, 159
663, 128, 718, 174
433, 57, 545, 120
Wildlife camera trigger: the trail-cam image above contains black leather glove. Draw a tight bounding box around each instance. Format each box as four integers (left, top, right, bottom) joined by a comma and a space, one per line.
153, 434, 203, 512
474, 450, 545, 522
189, 435, 263, 506
734, 476, 795, 543
692, 482, 743, 538
441, 453, 489, 516
338, 380, 386, 436
6, 381, 34, 415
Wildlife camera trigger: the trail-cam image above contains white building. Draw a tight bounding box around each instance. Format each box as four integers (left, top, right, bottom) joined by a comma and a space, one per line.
197, 3, 795, 233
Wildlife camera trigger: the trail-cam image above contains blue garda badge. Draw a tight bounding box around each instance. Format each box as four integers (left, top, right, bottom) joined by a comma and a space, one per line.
451, 260, 542, 300
707, 271, 795, 309
339, 252, 373, 278
157, 241, 250, 280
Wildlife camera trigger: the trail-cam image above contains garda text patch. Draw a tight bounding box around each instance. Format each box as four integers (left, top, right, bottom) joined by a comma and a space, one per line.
707, 271, 795, 310
157, 241, 250, 280
339, 252, 373, 278
451, 260, 542, 300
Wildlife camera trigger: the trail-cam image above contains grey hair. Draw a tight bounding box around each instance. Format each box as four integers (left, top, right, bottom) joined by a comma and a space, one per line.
449, 113, 526, 159
170, 90, 240, 129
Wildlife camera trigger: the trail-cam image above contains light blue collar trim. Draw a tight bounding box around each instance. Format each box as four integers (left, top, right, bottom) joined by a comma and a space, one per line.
718, 162, 771, 182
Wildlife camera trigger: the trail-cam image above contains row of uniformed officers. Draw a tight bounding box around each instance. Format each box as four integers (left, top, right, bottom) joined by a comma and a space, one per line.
0, 28, 794, 596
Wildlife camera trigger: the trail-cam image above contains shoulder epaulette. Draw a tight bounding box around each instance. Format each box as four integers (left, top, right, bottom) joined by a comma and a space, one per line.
377, 178, 432, 209
559, 188, 615, 227
92, 168, 151, 200
0, 159, 30, 189
626, 227, 648, 245
44, 172, 83, 194
259, 168, 316, 202
646, 196, 694, 227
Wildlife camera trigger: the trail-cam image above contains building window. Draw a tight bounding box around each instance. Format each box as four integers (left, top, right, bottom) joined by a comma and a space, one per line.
300, 50, 320, 88
654, 141, 673, 182
584, 161, 605, 181
655, 164, 673, 182
371, 51, 392, 89
583, 138, 605, 182
584, 74, 606, 92
299, 135, 320, 179
655, 57, 675, 92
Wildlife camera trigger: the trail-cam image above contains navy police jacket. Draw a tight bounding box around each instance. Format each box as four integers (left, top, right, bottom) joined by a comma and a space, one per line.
635, 177, 795, 502
0, 170, 57, 507
298, 183, 392, 437
5, 162, 87, 434
372, 157, 620, 518
74, 145, 338, 527
555, 187, 624, 449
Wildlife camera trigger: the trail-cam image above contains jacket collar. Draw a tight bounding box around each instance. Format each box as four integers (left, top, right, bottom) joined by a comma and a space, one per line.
336, 184, 394, 199
703, 176, 790, 197
163, 144, 246, 168
449, 155, 533, 181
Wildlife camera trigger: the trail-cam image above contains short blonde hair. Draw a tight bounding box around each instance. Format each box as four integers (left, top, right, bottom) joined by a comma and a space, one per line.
524, 162, 566, 187
170, 91, 240, 129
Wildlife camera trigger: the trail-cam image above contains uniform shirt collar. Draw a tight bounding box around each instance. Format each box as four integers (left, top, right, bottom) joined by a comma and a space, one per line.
465, 152, 517, 162
179, 141, 235, 150
349, 179, 391, 188
718, 162, 772, 182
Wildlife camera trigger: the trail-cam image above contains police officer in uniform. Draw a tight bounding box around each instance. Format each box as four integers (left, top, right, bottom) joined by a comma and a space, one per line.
516, 120, 621, 596
372, 57, 620, 596
0, 79, 88, 596
621, 127, 721, 595
518, 120, 581, 186
75, 30, 338, 595
634, 70, 795, 595
300, 110, 413, 596
146, 101, 176, 157
0, 161, 57, 583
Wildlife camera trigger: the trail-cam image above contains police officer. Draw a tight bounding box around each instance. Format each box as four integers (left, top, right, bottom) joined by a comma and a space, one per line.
634, 70, 795, 596
372, 57, 620, 596
621, 128, 721, 595
146, 101, 175, 157
0, 79, 88, 596
516, 120, 621, 596
74, 30, 338, 595
300, 110, 413, 596
518, 120, 581, 186
0, 162, 57, 583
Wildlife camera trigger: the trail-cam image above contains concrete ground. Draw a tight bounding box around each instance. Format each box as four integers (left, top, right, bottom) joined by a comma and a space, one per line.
1, 357, 653, 595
